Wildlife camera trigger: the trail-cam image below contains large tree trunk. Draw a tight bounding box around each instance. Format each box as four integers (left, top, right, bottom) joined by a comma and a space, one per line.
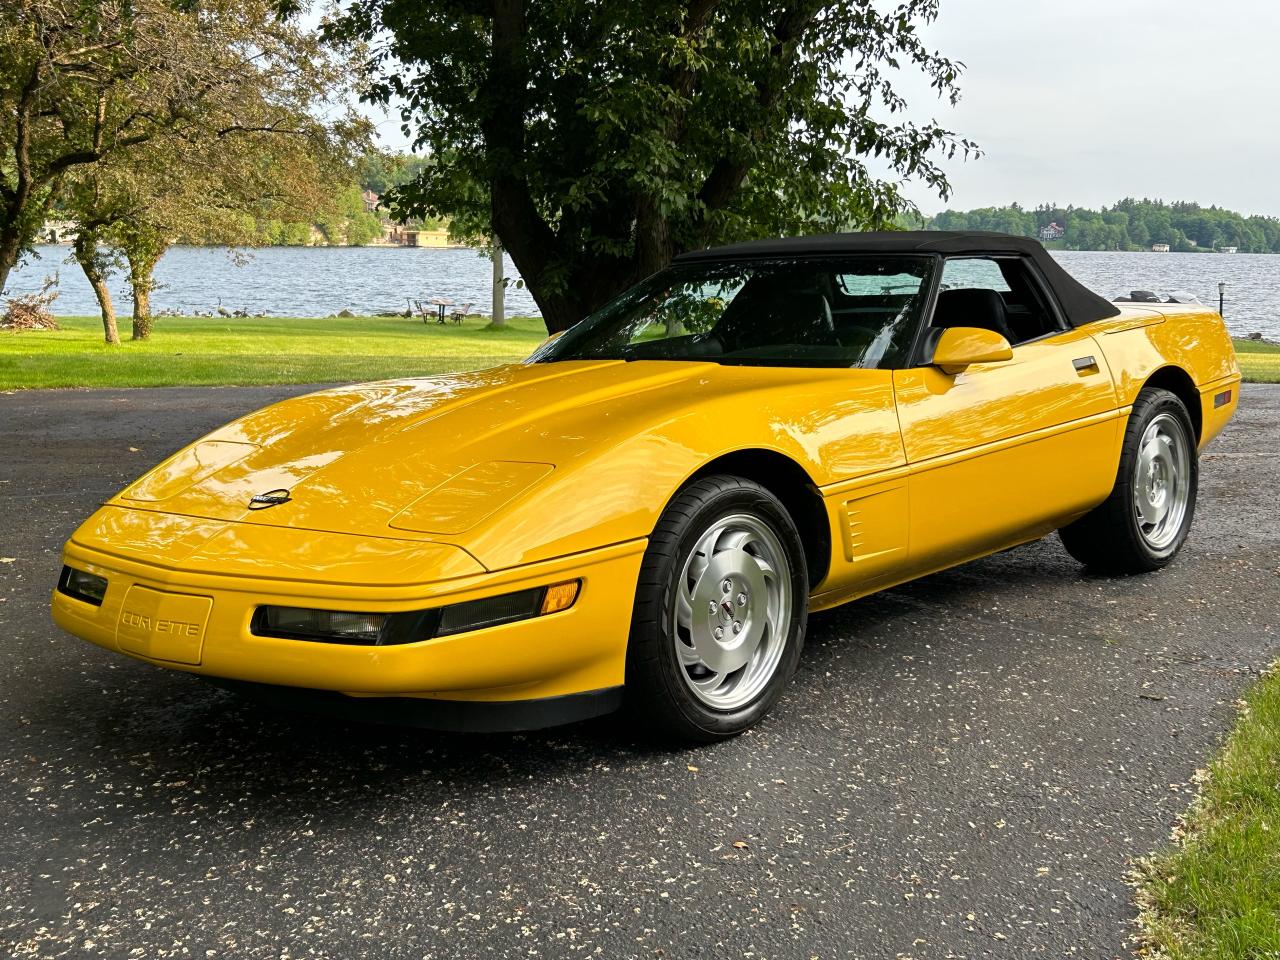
484, 0, 582, 335
523, 278, 584, 334
508, 252, 636, 333
127, 249, 163, 340
73, 233, 120, 345
490, 235, 506, 328
131, 278, 152, 339
0, 226, 22, 296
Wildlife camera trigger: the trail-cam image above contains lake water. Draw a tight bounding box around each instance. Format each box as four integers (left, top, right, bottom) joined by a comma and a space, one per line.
5, 243, 1278, 338
5, 245, 542, 320
1053, 250, 1279, 338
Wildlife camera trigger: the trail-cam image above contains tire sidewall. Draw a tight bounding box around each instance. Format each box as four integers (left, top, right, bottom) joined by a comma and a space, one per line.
1121, 390, 1199, 564
644, 481, 808, 739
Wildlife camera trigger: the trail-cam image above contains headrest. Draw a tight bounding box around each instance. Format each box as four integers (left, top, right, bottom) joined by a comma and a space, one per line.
932, 288, 1012, 340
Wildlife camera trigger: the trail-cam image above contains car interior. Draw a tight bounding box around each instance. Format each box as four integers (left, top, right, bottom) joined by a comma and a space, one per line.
574, 255, 1065, 369
931, 256, 1063, 346
618, 264, 927, 367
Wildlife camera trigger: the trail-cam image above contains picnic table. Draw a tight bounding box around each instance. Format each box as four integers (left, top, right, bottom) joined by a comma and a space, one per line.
412, 297, 474, 324
423, 296, 453, 324
413, 297, 476, 325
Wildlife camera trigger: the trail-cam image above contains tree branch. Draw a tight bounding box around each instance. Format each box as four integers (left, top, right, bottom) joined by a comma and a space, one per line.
215, 123, 309, 138
482, 0, 567, 323
42, 134, 153, 179
694, 2, 822, 225
631, 0, 725, 276
5, 63, 43, 211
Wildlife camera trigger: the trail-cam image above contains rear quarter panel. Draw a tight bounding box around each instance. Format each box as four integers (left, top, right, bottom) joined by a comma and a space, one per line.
1089, 305, 1240, 447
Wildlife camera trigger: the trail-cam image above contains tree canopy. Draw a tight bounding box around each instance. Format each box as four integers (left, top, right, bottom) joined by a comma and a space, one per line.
328, 0, 976, 331
0, 0, 367, 297
65, 107, 359, 342
357, 151, 431, 197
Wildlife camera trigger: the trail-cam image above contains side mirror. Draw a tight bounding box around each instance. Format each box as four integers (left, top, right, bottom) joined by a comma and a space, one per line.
930, 326, 1013, 375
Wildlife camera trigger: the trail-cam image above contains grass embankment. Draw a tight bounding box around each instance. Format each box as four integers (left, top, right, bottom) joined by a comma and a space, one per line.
1135, 671, 1280, 958
0, 317, 1276, 389
1232, 338, 1280, 383
0, 314, 548, 389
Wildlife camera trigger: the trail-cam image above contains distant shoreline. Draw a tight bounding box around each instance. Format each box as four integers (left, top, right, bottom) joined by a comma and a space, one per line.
29, 240, 479, 251
8, 245, 1274, 339
25, 241, 1274, 255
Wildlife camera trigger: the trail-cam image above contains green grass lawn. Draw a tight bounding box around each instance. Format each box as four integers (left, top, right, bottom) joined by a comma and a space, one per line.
1233, 338, 1280, 383
1135, 669, 1280, 958
0, 314, 548, 389
0, 315, 1276, 389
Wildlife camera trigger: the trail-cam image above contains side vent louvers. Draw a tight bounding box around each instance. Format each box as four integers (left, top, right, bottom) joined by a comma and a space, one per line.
836, 481, 909, 572
844, 508, 863, 561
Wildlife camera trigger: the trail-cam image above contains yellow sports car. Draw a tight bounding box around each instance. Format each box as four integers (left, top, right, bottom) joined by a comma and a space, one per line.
53, 232, 1240, 740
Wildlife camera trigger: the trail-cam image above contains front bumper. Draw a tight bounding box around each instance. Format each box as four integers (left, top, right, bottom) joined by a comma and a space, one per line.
53, 508, 646, 712
205, 679, 624, 733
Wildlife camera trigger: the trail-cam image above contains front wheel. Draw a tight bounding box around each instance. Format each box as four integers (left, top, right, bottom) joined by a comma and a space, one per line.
625, 476, 809, 742
1059, 387, 1198, 573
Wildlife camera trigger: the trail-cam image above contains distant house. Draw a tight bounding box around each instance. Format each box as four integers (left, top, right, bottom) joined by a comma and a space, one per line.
362, 190, 381, 214
1039, 222, 1065, 242
1217, 245, 1238, 254
383, 225, 459, 248
1152, 243, 1171, 253
39, 219, 76, 243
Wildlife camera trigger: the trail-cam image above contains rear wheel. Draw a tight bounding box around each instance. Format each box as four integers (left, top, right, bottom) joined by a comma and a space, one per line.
625, 476, 808, 742
1059, 387, 1198, 573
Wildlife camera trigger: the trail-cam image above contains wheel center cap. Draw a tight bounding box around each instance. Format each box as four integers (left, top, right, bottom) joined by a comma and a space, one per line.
691, 553, 764, 674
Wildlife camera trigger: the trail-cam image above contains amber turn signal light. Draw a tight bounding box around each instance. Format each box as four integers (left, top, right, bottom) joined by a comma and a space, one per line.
540, 580, 581, 615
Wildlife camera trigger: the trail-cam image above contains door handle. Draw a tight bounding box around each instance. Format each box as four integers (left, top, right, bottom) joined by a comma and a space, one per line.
1072, 355, 1100, 374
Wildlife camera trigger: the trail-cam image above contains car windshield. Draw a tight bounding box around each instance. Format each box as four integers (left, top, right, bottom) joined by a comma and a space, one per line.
531, 255, 935, 368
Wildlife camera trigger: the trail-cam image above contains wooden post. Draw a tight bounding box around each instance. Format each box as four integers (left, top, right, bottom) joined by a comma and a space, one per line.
491, 235, 506, 328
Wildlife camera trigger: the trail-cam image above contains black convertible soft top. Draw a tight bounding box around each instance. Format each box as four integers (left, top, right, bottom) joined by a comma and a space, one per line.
673, 231, 1121, 327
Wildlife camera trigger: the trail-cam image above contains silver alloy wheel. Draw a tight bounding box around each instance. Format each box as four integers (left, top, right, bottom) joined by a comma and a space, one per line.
672, 513, 792, 711
1133, 412, 1191, 552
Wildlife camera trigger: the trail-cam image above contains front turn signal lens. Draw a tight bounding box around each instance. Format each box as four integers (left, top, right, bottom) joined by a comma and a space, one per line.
540, 580, 580, 615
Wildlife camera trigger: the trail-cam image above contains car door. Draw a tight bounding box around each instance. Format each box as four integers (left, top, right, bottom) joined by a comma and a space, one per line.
892, 256, 1122, 575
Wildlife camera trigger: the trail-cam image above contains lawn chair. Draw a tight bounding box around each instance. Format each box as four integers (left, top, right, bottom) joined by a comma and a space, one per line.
449, 302, 473, 324
413, 298, 451, 324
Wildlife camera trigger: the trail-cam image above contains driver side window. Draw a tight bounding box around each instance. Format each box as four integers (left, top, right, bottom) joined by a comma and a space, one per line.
938, 257, 1062, 345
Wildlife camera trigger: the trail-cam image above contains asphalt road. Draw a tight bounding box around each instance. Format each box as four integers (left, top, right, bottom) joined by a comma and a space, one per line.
1, 383, 1277, 960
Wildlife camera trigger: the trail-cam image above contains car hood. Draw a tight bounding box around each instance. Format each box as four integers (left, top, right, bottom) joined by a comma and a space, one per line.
109, 358, 902, 572
114, 360, 704, 539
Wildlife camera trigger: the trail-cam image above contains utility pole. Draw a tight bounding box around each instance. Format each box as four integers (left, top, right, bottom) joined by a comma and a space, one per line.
491, 236, 506, 328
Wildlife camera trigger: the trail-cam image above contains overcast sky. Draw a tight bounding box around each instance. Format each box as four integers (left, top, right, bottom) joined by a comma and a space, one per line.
883, 0, 1280, 216
368, 0, 1280, 217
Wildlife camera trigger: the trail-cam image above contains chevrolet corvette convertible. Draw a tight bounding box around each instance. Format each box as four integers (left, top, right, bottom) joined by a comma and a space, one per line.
53, 232, 1240, 741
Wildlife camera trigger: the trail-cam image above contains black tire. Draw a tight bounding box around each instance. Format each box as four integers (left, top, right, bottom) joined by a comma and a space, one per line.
1058, 387, 1198, 573
624, 475, 809, 742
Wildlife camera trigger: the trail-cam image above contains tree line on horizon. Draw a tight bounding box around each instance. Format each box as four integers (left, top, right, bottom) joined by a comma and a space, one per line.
922, 199, 1280, 253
